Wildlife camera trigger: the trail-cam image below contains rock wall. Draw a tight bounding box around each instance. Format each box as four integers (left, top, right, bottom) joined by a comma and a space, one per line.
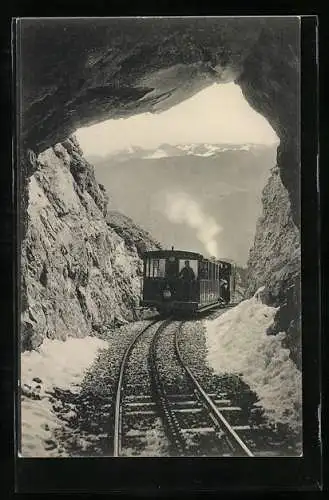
106, 210, 162, 260
21, 137, 159, 351
246, 166, 301, 367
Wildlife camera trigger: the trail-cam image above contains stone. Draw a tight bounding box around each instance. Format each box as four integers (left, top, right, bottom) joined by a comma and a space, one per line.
246, 166, 301, 367
21, 137, 160, 351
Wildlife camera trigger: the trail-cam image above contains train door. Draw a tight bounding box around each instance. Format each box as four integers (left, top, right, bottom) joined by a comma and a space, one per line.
178, 259, 198, 301
165, 256, 178, 298
229, 264, 236, 303
215, 263, 220, 299
165, 256, 178, 279
218, 263, 229, 303
209, 262, 215, 301
198, 260, 208, 305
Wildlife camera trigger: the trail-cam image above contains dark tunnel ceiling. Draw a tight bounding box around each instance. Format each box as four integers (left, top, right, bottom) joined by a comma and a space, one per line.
18, 16, 300, 227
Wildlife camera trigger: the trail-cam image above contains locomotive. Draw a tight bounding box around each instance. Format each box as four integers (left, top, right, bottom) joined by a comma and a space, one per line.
140, 248, 236, 315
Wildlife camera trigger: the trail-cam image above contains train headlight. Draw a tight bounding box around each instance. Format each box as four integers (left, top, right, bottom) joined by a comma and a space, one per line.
163, 289, 172, 299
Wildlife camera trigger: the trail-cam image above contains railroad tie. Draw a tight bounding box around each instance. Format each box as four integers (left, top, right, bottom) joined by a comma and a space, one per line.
231, 425, 252, 431
125, 410, 157, 416
181, 427, 214, 433
124, 401, 156, 408
172, 407, 203, 413
213, 406, 241, 412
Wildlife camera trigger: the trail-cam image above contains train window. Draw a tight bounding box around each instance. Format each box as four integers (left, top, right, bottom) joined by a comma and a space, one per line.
146, 258, 166, 278
145, 258, 150, 277
199, 262, 206, 279
178, 259, 198, 278
199, 261, 209, 279
154, 259, 166, 277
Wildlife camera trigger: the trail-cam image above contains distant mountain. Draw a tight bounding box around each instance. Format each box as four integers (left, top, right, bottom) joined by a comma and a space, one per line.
88, 142, 277, 265
90, 142, 272, 162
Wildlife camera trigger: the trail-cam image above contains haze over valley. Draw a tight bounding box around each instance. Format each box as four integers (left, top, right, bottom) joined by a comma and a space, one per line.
85, 142, 277, 265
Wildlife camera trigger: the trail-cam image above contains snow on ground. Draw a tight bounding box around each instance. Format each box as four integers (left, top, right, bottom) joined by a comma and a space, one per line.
204, 295, 302, 432
20, 336, 108, 457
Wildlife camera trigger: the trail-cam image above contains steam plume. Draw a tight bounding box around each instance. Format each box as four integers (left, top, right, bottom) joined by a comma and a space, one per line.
163, 191, 222, 258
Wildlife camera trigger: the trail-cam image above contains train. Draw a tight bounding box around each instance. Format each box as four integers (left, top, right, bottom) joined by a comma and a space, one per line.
140, 248, 236, 315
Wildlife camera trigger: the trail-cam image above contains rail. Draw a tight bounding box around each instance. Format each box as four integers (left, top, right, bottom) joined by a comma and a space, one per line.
149, 320, 186, 456
113, 319, 160, 457
174, 322, 254, 457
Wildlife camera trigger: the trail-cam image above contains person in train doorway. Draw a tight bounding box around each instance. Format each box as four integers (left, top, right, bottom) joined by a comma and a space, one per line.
179, 260, 195, 300
220, 278, 229, 304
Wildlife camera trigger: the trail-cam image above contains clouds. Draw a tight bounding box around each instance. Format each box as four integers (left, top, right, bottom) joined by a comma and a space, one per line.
156, 191, 222, 258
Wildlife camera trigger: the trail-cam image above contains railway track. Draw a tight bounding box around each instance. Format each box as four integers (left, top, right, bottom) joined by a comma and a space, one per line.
113, 319, 162, 457
113, 318, 255, 457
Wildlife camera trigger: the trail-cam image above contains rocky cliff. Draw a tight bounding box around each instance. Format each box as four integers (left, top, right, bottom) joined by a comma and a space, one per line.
21, 136, 160, 351
106, 210, 162, 259
246, 166, 301, 367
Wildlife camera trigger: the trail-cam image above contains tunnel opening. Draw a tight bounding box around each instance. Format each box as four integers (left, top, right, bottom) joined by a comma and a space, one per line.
18, 17, 303, 460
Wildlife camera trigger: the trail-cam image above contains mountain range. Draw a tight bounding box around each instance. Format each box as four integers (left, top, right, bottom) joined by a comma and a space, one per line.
87, 142, 277, 265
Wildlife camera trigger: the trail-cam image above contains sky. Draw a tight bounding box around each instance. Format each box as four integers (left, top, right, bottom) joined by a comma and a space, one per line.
76, 82, 278, 157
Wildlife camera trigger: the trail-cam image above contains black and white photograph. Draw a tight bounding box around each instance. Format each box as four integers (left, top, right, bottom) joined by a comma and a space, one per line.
17, 16, 302, 459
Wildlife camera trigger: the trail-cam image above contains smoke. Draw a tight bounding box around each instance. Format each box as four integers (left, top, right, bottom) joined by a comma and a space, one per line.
162, 191, 222, 258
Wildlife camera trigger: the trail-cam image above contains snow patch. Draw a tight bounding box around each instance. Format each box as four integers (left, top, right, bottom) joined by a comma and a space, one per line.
20, 336, 108, 457
194, 151, 216, 157
143, 149, 168, 159
21, 337, 107, 389
253, 285, 266, 300
205, 298, 302, 431
175, 143, 253, 157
